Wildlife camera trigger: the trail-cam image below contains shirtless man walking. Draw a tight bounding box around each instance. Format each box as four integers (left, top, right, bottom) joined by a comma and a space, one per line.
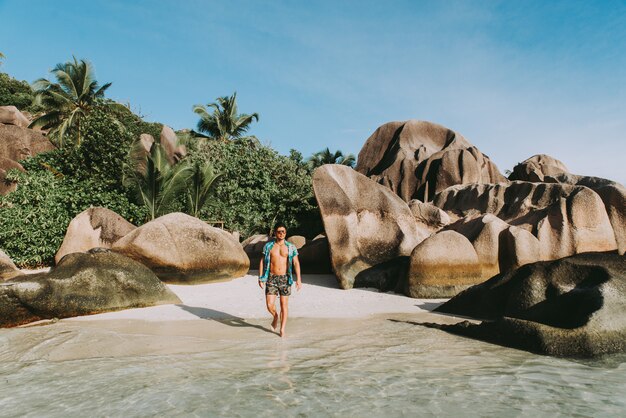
258, 223, 302, 338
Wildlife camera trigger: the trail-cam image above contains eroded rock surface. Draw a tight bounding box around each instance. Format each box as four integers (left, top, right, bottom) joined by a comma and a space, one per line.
355, 120, 506, 202
0, 249, 22, 281
434, 181, 617, 260
0, 251, 180, 328
313, 165, 424, 289
432, 253, 626, 357
0, 106, 30, 128
406, 230, 482, 298
0, 123, 54, 162
55, 207, 137, 264
113, 213, 249, 283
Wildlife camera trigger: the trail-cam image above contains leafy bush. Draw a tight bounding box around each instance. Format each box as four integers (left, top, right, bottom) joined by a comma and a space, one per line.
0, 170, 145, 267
1, 107, 151, 267
23, 107, 136, 189
191, 139, 321, 238
0, 72, 38, 111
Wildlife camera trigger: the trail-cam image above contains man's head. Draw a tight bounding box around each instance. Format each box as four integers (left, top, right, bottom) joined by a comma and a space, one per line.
273, 222, 287, 239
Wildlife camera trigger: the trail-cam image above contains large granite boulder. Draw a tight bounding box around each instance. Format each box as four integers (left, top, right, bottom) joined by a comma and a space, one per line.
298, 236, 333, 274
0, 251, 180, 328
0, 123, 55, 162
408, 199, 450, 233
508, 154, 569, 182
407, 214, 544, 298
160, 125, 187, 164
113, 212, 249, 283
241, 234, 271, 269
0, 248, 22, 281
138, 126, 187, 165
432, 253, 626, 357
444, 214, 510, 280
406, 230, 482, 298
355, 120, 506, 202
434, 181, 618, 260
543, 175, 625, 256
508, 154, 625, 255
313, 165, 424, 289
0, 106, 30, 128
286, 235, 307, 249
55, 207, 137, 264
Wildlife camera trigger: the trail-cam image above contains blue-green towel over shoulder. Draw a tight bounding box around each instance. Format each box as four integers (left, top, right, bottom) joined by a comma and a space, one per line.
259, 240, 298, 285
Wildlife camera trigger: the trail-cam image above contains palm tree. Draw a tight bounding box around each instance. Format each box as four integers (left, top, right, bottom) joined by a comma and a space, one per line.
186, 160, 222, 217
0, 52, 5, 66
127, 140, 193, 221
307, 148, 356, 169
29, 57, 126, 147
192, 92, 259, 141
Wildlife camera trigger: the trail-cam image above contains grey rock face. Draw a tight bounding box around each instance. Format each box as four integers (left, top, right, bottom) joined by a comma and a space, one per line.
432, 253, 626, 357
406, 230, 482, 298
312, 164, 424, 289
0, 106, 30, 128
113, 212, 249, 283
0, 123, 55, 162
55, 207, 137, 264
508, 154, 569, 182
508, 154, 625, 255
434, 181, 617, 260
355, 120, 506, 202
0, 248, 22, 281
0, 251, 180, 328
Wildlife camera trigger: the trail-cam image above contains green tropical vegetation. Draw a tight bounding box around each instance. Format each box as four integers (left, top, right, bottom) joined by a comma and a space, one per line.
125, 140, 193, 221
307, 147, 356, 169
193, 92, 259, 142
0, 72, 40, 111
0, 58, 331, 266
185, 160, 222, 218
29, 57, 127, 147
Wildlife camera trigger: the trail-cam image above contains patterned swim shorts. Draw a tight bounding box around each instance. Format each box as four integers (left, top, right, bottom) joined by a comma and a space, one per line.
266, 274, 291, 296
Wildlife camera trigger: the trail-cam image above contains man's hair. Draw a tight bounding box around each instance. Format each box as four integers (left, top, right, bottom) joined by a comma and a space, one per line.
274, 222, 287, 232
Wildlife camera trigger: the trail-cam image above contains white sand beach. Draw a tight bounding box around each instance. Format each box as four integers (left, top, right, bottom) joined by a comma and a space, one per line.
63, 272, 450, 323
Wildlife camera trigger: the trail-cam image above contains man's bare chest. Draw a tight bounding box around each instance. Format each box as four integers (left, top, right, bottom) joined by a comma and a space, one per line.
270, 244, 289, 258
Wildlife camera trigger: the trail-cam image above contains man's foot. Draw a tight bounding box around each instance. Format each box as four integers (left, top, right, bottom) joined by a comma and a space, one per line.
280, 327, 286, 338
271, 314, 279, 332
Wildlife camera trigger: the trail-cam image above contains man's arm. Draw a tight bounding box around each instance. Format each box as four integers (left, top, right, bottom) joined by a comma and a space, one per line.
293, 255, 302, 291
258, 257, 265, 289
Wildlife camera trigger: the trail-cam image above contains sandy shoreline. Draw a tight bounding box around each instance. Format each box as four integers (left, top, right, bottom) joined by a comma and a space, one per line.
58, 272, 449, 323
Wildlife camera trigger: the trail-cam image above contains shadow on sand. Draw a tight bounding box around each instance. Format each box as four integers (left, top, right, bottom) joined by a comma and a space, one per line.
177, 305, 276, 335
414, 301, 446, 311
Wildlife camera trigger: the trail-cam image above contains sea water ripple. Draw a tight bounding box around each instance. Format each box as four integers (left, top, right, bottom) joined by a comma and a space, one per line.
0, 317, 624, 417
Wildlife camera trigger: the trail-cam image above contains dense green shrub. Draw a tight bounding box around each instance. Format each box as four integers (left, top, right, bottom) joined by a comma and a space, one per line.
23, 107, 136, 188
0, 72, 37, 111
192, 139, 321, 238
1, 107, 151, 266
0, 170, 146, 267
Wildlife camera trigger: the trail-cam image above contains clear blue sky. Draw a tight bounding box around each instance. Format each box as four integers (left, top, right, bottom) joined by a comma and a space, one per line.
1, 0, 625, 183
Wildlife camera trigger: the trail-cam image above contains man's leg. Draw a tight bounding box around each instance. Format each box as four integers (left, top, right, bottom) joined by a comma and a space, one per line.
279, 295, 289, 338
266, 294, 279, 331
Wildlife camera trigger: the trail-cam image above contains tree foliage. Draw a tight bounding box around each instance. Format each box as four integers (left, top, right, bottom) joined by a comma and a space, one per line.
191, 140, 318, 238
0, 169, 145, 267
29, 57, 127, 147
125, 140, 194, 220
24, 107, 135, 189
307, 147, 356, 169
0, 72, 39, 111
186, 160, 221, 218
193, 92, 259, 142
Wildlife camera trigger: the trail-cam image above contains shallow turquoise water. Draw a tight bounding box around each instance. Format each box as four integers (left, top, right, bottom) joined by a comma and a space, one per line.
0, 316, 624, 417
